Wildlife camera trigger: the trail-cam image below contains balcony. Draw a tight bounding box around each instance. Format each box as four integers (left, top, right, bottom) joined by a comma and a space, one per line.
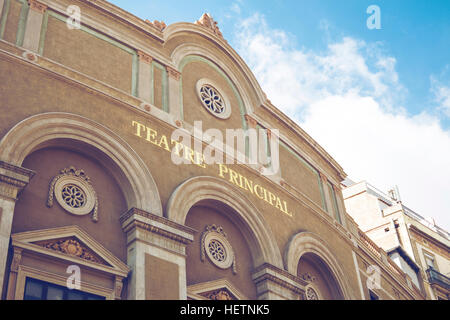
426, 268, 450, 291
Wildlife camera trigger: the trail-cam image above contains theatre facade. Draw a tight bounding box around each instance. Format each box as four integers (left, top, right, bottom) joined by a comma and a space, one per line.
0, 0, 426, 300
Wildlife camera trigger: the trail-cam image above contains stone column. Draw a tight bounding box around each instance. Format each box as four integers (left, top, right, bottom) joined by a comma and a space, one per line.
0, 161, 35, 297
137, 50, 153, 104
120, 208, 195, 300
252, 264, 305, 300
166, 66, 182, 120
22, 0, 47, 52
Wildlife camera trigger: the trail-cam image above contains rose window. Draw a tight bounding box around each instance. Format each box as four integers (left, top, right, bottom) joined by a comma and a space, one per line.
61, 184, 86, 208
200, 85, 225, 115
306, 287, 319, 300
208, 239, 227, 262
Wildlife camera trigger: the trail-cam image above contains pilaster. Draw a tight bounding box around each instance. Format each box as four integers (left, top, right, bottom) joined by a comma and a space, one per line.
120, 208, 195, 300
22, 0, 47, 52
252, 263, 306, 300
166, 65, 182, 120
137, 50, 153, 103
0, 161, 34, 298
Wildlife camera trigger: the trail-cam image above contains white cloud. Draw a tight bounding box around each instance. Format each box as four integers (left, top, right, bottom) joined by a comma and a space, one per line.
234, 14, 450, 231
431, 77, 450, 118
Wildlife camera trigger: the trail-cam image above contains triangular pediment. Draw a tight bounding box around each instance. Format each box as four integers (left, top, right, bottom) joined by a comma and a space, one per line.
188, 279, 248, 300
11, 226, 129, 277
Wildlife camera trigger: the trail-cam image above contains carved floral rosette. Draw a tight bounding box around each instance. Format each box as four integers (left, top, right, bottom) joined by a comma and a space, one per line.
200, 224, 237, 274
47, 166, 98, 222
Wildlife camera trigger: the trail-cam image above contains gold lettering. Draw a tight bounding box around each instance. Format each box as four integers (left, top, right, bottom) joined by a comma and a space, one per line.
158, 135, 171, 152
194, 151, 207, 168
228, 168, 240, 186
254, 184, 264, 199
146, 127, 158, 145
171, 140, 184, 156
242, 175, 254, 194
132, 121, 146, 138
267, 191, 277, 206
219, 164, 228, 178
275, 197, 283, 211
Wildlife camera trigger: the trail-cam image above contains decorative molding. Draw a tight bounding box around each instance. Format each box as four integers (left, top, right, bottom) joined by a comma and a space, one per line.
201, 288, 235, 300
188, 278, 248, 300
0, 161, 35, 199
145, 19, 166, 32
11, 225, 130, 277
244, 114, 257, 128
166, 66, 181, 80
120, 208, 196, 245
34, 237, 105, 265
47, 166, 98, 222
195, 13, 223, 38
200, 224, 237, 274
28, 0, 47, 14
136, 50, 153, 64
301, 272, 317, 283
252, 263, 307, 296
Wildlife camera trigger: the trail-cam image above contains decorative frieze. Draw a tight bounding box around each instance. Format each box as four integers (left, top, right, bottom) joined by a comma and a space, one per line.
0, 161, 35, 200
166, 66, 181, 80
137, 50, 153, 64
28, 0, 47, 13
120, 208, 196, 246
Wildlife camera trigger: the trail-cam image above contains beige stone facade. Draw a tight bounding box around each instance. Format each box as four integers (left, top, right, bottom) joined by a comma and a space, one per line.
343, 181, 449, 300
0, 0, 426, 300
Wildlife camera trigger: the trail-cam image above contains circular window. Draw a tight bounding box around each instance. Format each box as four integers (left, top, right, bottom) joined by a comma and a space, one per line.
208, 239, 227, 262
54, 175, 96, 216
62, 184, 86, 208
200, 85, 225, 115
196, 79, 231, 119
305, 286, 320, 300
203, 232, 234, 270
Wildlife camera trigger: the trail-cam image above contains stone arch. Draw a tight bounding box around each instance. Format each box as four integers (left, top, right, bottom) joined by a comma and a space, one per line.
170, 42, 265, 116
284, 232, 353, 299
166, 176, 283, 269
0, 112, 162, 215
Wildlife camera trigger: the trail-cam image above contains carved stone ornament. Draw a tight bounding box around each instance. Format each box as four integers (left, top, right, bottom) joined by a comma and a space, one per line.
35, 237, 105, 265
145, 19, 166, 32
305, 286, 319, 300
47, 166, 98, 222
201, 225, 237, 274
301, 272, 317, 283
203, 289, 235, 301
195, 13, 223, 38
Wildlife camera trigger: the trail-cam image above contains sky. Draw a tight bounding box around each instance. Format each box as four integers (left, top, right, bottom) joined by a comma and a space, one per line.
109, 0, 450, 231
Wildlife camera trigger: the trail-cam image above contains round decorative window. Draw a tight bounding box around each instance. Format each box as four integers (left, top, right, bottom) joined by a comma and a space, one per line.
305, 286, 320, 300
196, 79, 231, 119
201, 225, 236, 273
61, 184, 86, 209
47, 167, 98, 222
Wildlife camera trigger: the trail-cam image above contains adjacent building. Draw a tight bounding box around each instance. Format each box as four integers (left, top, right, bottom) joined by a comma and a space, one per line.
343, 180, 450, 300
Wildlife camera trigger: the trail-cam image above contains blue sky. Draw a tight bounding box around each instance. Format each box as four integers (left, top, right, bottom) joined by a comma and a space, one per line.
109, 0, 450, 230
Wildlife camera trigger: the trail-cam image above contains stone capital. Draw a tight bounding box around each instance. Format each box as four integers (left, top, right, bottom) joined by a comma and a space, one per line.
0, 161, 35, 200
166, 66, 181, 81
244, 114, 258, 129
252, 263, 306, 300
28, 0, 47, 13
136, 50, 153, 64
120, 208, 196, 254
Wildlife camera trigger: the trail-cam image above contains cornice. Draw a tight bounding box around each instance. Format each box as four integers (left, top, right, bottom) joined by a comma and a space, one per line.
120, 208, 196, 245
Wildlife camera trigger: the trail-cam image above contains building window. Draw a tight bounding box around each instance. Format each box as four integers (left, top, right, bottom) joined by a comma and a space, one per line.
423, 251, 438, 271
24, 278, 105, 300
196, 79, 231, 119
327, 182, 342, 224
